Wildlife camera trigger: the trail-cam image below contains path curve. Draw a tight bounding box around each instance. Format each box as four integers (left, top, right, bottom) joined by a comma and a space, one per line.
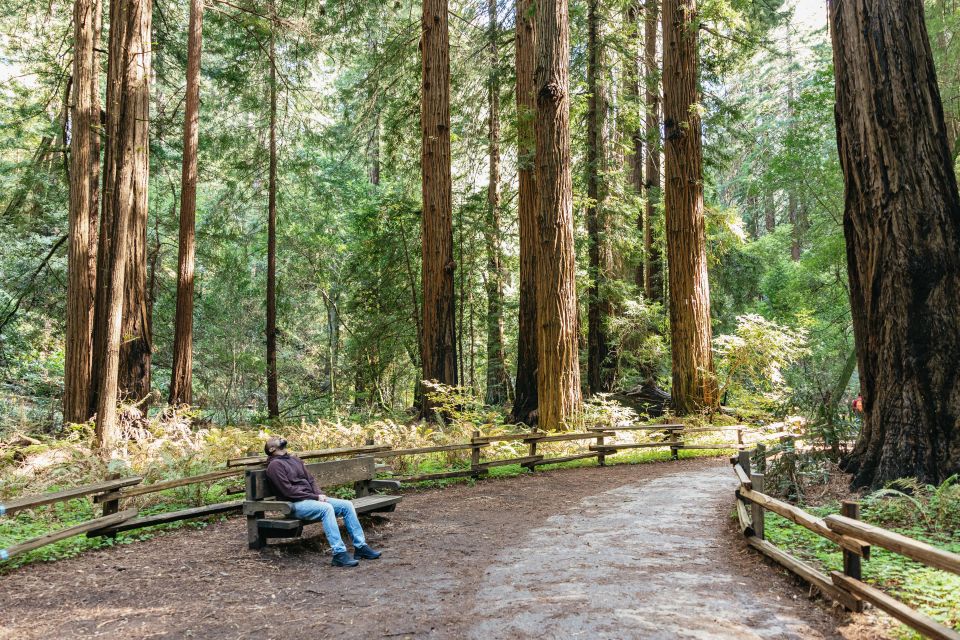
0, 458, 852, 639
469, 465, 832, 639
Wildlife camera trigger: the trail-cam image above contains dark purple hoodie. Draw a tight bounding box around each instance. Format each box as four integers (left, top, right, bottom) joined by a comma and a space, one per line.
265, 453, 322, 501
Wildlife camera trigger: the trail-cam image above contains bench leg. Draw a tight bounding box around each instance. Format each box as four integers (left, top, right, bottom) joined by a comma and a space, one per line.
247, 513, 265, 550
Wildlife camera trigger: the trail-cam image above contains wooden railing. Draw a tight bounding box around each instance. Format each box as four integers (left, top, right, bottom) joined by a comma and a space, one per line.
732, 450, 960, 640
0, 422, 759, 563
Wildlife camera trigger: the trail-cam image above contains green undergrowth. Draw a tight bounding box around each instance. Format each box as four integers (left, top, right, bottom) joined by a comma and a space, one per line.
763, 500, 960, 639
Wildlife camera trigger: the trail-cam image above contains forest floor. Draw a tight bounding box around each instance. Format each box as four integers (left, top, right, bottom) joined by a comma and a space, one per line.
0, 457, 891, 639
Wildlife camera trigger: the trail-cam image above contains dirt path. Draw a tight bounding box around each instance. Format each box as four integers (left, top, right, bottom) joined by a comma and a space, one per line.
0, 458, 862, 639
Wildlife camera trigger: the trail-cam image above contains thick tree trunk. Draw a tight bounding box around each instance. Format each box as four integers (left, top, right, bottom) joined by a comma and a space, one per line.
117, 0, 153, 405
94, 0, 151, 449
484, 0, 512, 406
169, 0, 203, 406
266, 23, 279, 419
662, 0, 715, 414
831, 0, 960, 488
510, 0, 539, 425
626, 1, 644, 290
586, 0, 614, 395
643, 0, 662, 303
64, 0, 101, 424
534, 0, 582, 429
420, 0, 458, 418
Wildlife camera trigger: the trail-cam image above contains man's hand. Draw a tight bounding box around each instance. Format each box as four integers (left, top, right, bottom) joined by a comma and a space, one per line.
317, 494, 327, 502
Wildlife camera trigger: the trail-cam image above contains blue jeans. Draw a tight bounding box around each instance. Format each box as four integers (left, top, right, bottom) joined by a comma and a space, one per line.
291, 497, 366, 554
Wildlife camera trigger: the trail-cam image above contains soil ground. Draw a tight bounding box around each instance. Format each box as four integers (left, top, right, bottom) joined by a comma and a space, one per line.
0, 457, 887, 639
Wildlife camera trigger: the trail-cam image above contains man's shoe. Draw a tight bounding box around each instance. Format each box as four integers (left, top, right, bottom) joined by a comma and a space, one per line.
353, 545, 381, 560
332, 551, 359, 567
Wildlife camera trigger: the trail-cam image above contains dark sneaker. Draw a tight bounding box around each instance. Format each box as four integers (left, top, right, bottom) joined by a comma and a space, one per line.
332, 551, 359, 567
353, 545, 382, 560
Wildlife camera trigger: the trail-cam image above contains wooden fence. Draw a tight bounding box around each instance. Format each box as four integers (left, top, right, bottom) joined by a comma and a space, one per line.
0, 423, 760, 563
732, 450, 960, 640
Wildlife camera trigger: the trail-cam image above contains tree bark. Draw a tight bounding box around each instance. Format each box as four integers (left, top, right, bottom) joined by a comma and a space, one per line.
64, 0, 101, 424
831, 0, 960, 488
483, 0, 512, 406
420, 0, 458, 418
626, 1, 644, 290
643, 0, 662, 303
534, 0, 582, 429
116, 0, 153, 405
662, 0, 716, 413
169, 0, 203, 406
266, 20, 279, 419
586, 0, 614, 395
94, 0, 151, 449
510, 0, 539, 425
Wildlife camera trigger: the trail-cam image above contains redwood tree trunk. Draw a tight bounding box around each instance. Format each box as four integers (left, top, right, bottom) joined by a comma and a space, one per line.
483, 0, 512, 406
662, 0, 715, 413
643, 0, 662, 303
420, 0, 458, 418
586, 0, 614, 394
64, 0, 101, 424
510, 0, 539, 425
627, 1, 644, 290
118, 0, 153, 403
831, 0, 960, 488
266, 23, 279, 419
169, 0, 203, 406
534, 0, 582, 429
94, 0, 151, 448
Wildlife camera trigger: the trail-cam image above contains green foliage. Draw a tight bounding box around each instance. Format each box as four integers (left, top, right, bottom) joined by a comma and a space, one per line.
713, 314, 808, 406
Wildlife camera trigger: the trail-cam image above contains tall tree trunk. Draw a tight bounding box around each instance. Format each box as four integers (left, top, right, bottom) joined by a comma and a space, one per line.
266, 21, 279, 419
94, 0, 151, 449
420, 0, 458, 418
626, 1, 644, 290
764, 190, 776, 233
169, 0, 203, 406
643, 0, 662, 303
788, 191, 800, 260
483, 0, 512, 406
831, 0, 960, 488
117, 0, 153, 403
535, 0, 582, 429
662, 0, 715, 413
586, 0, 614, 395
510, 0, 538, 425
65, 0, 101, 424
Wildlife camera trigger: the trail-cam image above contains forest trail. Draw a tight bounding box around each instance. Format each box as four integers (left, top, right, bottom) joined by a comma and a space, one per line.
468, 465, 840, 639
0, 458, 858, 639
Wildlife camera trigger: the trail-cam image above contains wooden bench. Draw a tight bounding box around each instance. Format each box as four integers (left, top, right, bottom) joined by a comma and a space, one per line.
243, 456, 401, 549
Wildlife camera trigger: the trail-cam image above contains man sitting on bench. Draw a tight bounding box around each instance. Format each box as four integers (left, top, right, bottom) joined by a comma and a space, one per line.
264, 436, 382, 567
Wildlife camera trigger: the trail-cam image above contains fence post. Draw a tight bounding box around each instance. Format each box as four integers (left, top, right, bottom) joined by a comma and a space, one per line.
101, 472, 121, 540
738, 449, 752, 477
471, 430, 481, 478
841, 500, 865, 612
596, 431, 606, 467
841, 501, 862, 580
751, 473, 765, 540
670, 429, 680, 461
736, 426, 744, 448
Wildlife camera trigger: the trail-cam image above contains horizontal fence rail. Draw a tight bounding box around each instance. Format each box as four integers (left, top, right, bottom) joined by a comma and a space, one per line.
1, 422, 771, 563
731, 450, 960, 640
